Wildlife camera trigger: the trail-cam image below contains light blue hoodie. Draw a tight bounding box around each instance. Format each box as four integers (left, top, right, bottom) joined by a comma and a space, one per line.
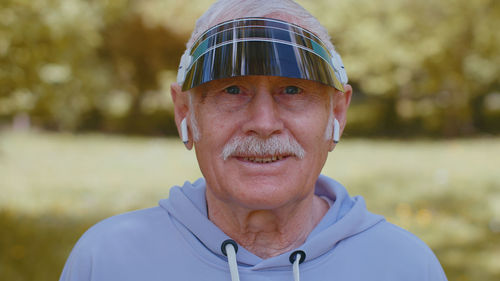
60, 175, 447, 281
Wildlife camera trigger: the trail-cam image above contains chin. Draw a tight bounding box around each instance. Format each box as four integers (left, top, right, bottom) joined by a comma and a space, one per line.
227, 180, 306, 210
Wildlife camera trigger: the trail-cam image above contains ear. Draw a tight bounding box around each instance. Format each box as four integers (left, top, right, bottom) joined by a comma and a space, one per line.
328, 84, 353, 151
171, 83, 194, 150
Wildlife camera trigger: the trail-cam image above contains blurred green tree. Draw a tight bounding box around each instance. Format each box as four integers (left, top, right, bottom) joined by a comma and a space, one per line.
303, 0, 500, 136
0, 0, 118, 130
0, 0, 498, 136
0, 0, 185, 134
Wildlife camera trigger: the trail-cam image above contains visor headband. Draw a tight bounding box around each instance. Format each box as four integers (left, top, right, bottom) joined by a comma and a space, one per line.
177, 17, 348, 92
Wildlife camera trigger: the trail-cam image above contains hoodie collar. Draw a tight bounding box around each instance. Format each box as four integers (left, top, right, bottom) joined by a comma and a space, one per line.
160, 175, 384, 269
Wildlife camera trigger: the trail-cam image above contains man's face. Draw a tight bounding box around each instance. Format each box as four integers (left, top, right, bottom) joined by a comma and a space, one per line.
186, 75, 345, 210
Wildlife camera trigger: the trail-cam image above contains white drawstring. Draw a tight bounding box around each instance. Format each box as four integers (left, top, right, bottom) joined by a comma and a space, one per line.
292, 253, 301, 281
226, 244, 240, 281
289, 250, 305, 281
222, 240, 240, 281
222, 240, 306, 281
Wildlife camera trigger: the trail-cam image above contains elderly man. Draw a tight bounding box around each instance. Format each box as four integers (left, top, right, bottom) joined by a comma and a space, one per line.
60, 0, 447, 280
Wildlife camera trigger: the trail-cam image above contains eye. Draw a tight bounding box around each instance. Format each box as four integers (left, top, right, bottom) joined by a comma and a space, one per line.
284, 86, 301, 95
225, 85, 241, 95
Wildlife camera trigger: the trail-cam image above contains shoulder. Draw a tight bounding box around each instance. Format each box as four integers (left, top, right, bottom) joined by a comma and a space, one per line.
349, 220, 436, 259
76, 207, 171, 249
65, 207, 173, 264
339, 220, 447, 280
370, 221, 433, 250
60, 207, 176, 281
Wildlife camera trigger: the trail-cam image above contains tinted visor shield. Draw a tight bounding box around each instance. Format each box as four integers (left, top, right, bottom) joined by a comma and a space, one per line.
179, 18, 346, 92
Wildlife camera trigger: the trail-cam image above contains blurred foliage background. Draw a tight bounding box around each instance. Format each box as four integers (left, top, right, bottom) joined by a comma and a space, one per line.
0, 0, 499, 280
1, 0, 499, 137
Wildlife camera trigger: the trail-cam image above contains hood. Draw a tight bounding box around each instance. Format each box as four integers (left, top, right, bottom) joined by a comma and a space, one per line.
159, 174, 384, 270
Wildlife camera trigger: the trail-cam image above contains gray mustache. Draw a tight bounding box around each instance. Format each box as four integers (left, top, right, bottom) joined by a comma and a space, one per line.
221, 135, 306, 160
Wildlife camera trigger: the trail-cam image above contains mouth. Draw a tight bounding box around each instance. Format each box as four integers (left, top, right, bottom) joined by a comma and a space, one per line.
236, 155, 289, 164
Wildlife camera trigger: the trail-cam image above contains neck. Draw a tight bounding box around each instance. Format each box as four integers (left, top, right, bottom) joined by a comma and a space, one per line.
206, 190, 329, 259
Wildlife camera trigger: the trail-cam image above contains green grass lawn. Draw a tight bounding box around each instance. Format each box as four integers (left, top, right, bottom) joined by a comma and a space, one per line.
1, 131, 499, 281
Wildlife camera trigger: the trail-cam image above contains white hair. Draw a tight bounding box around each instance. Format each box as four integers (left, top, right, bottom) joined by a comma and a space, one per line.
324, 94, 335, 140
186, 0, 336, 53
187, 92, 201, 142
221, 134, 306, 160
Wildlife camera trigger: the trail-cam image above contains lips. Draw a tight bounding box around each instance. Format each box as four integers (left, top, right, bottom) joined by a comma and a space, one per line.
235, 154, 291, 164
242, 155, 285, 163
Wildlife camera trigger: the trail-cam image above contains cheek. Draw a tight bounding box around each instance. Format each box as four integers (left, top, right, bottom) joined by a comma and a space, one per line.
198, 112, 240, 148
286, 111, 330, 142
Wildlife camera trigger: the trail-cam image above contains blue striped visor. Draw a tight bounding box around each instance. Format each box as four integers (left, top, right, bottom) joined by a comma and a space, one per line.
177, 17, 348, 92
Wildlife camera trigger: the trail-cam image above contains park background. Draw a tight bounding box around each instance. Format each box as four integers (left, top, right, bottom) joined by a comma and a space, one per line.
0, 0, 499, 280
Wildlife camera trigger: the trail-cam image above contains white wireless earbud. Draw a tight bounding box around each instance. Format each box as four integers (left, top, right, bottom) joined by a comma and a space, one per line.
180, 118, 188, 144
333, 118, 340, 144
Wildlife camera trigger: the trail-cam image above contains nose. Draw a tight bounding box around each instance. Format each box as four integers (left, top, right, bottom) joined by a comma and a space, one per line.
241, 89, 284, 138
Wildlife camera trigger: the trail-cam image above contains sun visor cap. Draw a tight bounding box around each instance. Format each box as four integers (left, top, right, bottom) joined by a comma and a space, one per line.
178, 18, 347, 92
